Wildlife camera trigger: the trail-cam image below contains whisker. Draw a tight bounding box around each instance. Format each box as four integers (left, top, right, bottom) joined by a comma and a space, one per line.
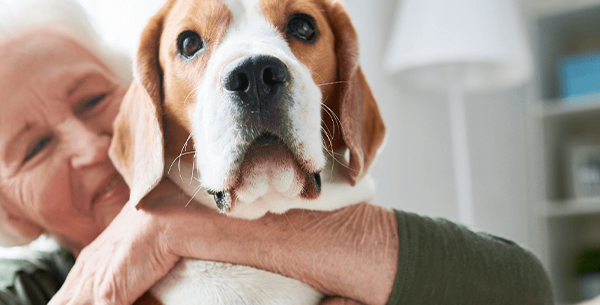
321, 104, 339, 140
320, 126, 334, 156
319, 97, 351, 176
317, 80, 352, 87
308, 67, 325, 85
320, 126, 338, 181
185, 185, 204, 208
321, 102, 342, 137
168, 151, 197, 174
183, 86, 200, 105
177, 129, 198, 182
189, 152, 197, 185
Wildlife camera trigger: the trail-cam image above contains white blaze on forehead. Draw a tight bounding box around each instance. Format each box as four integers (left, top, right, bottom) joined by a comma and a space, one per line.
222, 0, 270, 29
192, 0, 325, 193
219, 0, 288, 55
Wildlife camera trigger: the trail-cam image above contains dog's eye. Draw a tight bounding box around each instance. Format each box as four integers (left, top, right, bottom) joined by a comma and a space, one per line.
287, 14, 316, 42
177, 31, 204, 59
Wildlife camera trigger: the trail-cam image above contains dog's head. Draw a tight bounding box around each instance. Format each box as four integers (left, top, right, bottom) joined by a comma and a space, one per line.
110, 0, 385, 217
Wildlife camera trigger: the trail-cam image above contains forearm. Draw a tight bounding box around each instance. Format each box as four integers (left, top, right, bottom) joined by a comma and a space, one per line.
48, 179, 397, 305
257, 203, 399, 305
166, 203, 399, 305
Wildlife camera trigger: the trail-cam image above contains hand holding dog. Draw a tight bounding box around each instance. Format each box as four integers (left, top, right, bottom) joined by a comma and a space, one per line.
48, 180, 188, 305
50, 179, 399, 305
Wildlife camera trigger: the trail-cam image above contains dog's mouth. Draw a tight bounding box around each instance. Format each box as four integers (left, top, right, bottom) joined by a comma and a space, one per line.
207, 132, 321, 213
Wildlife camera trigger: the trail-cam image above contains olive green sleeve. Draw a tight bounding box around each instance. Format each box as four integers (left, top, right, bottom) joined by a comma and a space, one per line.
0, 248, 74, 305
387, 210, 554, 305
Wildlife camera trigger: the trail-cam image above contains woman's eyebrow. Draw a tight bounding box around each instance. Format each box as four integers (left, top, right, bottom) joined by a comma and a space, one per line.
1, 123, 34, 163
66, 73, 95, 97
65, 70, 111, 98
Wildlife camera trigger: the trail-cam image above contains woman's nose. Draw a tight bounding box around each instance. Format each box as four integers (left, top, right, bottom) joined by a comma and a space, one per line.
60, 118, 111, 169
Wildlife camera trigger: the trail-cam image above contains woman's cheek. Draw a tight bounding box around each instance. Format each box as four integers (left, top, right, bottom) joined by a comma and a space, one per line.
100, 93, 126, 134
35, 160, 76, 224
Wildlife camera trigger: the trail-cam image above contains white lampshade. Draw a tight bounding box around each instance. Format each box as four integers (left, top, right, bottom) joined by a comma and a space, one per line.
384, 0, 534, 92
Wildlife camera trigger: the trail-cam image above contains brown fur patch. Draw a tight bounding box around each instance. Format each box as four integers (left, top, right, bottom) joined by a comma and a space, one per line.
260, 0, 343, 152
159, 0, 233, 163
260, 0, 385, 182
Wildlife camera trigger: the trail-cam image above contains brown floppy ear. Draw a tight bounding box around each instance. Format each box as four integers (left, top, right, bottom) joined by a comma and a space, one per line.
325, 1, 386, 185
109, 3, 172, 209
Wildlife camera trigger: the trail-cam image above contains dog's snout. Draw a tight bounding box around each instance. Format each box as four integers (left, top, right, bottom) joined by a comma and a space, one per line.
221, 55, 289, 109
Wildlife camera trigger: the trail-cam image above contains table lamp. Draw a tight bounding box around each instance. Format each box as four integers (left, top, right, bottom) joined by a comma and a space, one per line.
383, 0, 533, 226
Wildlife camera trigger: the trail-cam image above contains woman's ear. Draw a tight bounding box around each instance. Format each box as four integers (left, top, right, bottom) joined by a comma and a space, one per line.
0, 196, 43, 247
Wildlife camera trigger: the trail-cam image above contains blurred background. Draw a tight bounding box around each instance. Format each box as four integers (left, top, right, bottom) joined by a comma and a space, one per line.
3, 0, 600, 303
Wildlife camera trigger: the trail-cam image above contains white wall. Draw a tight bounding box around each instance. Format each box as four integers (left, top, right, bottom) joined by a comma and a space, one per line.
49, 0, 533, 247
74, 0, 165, 57
343, 0, 532, 247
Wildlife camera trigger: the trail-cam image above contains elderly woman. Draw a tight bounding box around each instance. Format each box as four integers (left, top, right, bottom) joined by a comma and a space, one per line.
0, 1, 553, 305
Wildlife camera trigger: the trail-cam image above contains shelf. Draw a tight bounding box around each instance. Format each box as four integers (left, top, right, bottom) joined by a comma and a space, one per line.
546, 197, 600, 217
533, 1, 600, 100
531, 0, 600, 302
532, 0, 600, 19
543, 94, 600, 119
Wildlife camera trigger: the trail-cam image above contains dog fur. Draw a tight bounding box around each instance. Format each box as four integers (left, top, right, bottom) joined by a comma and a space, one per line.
110, 0, 386, 304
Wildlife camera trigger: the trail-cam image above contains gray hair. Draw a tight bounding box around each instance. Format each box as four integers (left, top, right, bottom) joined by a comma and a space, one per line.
0, 0, 132, 82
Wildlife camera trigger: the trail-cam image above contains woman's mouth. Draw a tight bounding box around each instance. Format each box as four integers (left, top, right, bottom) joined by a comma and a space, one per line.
91, 173, 128, 205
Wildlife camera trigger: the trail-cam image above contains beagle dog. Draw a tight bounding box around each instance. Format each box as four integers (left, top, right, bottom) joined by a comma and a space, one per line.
110, 0, 385, 304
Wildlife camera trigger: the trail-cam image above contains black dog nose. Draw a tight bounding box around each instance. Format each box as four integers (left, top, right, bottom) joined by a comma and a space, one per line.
221, 55, 289, 109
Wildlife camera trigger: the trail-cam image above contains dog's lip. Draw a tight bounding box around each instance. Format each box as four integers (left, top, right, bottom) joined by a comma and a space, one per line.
91, 172, 125, 205
237, 132, 321, 175
250, 133, 283, 146
234, 132, 288, 163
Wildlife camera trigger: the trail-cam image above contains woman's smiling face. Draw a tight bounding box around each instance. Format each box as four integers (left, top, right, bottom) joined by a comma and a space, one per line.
0, 28, 130, 250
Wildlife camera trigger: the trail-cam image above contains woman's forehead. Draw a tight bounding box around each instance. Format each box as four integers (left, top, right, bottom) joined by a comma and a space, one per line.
1, 28, 103, 74
0, 28, 117, 163
0, 27, 117, 105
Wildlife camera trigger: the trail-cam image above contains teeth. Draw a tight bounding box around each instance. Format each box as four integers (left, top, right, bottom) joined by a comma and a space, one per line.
102, 178, 121, 194
92, 175, 122, 204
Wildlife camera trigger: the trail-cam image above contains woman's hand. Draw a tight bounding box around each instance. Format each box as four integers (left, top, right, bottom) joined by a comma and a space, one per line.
50, 179, 399, 305
48, 180, 190, 305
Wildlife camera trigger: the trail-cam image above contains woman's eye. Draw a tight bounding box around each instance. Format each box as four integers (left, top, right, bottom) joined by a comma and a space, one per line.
287, 14, 317, 42
24, 136, 52, 162
84, 94, 106, 109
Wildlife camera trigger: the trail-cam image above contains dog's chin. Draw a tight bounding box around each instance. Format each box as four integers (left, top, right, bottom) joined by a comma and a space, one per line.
209, 133, 322, 216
